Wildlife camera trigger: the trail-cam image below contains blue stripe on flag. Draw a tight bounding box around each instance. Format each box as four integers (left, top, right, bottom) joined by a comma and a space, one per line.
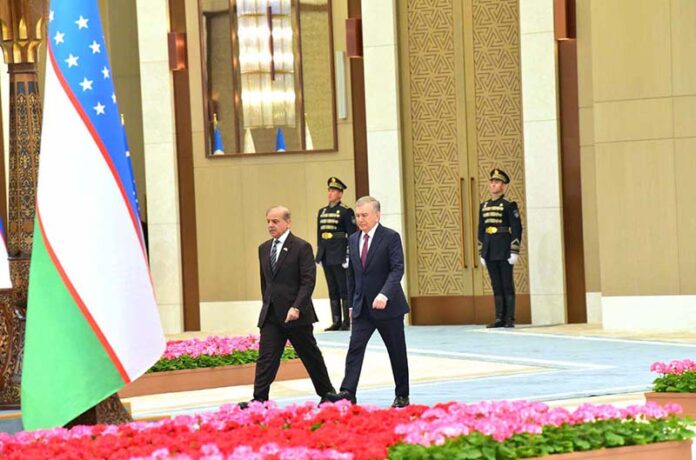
48, 0, 139, 223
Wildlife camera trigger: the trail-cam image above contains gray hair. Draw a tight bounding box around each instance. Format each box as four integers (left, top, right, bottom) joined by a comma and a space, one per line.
266, 205, 291, 221
355, 196, 381, 213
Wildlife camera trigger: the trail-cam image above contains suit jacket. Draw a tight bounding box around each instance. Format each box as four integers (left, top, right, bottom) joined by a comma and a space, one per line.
347, 224, 409, 320
258, 232, 319, 328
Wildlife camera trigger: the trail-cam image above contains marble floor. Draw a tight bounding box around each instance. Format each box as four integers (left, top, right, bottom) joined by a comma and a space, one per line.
3, 323, 695, 453
126, 324, 696, 418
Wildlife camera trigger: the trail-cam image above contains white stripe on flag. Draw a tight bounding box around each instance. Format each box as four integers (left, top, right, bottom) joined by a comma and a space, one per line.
0, 234, 10, 289
37, 54, 164, 380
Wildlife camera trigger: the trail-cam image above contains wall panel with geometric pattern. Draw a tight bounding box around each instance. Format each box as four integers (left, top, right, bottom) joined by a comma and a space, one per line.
401, 0, 528, 303
405, 0, 467, 296
472, 0, 528, 294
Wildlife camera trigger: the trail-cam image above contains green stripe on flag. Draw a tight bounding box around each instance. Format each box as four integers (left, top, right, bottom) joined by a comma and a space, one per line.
22, 219, 125, 430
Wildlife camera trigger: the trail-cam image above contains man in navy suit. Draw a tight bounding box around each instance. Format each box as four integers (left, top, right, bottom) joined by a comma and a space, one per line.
325, 196, 410, 408
242, 206, 335, 406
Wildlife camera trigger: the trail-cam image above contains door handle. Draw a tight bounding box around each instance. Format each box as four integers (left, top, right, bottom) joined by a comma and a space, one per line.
470, 177, 478, 268
459, 177, 468, 269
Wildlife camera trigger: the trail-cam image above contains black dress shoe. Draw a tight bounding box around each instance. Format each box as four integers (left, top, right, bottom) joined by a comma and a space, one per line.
486, 320, 504, 328
324, 390, 356, 404
324, 323, 341, 331
504, 322, 515, 328
238, 399, 265, 410
391, 396, 410, 408
339, 323, 350, 331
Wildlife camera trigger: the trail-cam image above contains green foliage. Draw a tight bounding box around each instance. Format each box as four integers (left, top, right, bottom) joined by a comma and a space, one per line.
653, 371, 696, 393
147, 348, 299, 373
388, 417, 694, 460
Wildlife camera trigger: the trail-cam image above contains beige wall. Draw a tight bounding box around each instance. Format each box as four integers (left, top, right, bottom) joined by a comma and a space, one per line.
577, 0, 696, 329
189, 0, 355, 303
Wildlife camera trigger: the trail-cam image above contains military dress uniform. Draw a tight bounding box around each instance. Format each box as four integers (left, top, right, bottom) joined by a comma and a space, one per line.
316, 177, 357, 330
478, 169, 523, 328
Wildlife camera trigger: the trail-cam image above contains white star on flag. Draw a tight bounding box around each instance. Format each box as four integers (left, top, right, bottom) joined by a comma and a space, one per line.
65, 54, 79, 67
22, 0, 166, 433
89, 40, 101, 54
49, 10, 54, 22
75, 16, 89, 29
111, 93, 117, 104
79, 78, 93, 91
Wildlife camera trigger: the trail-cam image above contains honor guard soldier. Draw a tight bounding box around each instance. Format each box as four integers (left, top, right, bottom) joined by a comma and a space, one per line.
478, 169, 523, 328
316, 177, 357, 331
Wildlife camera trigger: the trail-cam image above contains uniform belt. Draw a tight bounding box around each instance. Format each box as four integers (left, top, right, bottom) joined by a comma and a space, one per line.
321, 232, 347, 240
485, 226, 511, 234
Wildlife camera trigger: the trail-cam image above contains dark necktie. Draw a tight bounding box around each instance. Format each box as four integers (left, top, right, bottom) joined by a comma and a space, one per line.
270, 239, 280, 272
361, 234, 369, 268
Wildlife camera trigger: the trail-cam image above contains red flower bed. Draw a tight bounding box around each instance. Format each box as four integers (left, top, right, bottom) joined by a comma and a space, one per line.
0, 400, 689, 459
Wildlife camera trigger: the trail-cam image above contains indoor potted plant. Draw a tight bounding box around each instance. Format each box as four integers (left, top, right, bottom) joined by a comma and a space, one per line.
118, 335, 305, 397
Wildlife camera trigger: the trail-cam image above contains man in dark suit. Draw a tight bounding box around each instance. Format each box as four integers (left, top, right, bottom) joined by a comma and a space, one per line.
246, 206, 335, 405
316, 177, 357, 331
326, 196, 410, 408
478, 169, 523, 328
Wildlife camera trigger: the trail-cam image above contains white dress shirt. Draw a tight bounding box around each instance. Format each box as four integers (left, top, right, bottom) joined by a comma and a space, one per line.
271, 229, 291, 265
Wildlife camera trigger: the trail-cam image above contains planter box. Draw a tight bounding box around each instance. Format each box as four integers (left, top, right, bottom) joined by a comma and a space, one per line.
118, 359, 308, 398
645, 392, 696, 419
528, 440, 692, 460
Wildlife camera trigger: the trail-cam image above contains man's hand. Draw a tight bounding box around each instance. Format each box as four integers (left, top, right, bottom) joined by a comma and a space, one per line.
285, 307, 300, 322
341, 257, 349, 269
480, 257, 486, 267
372, 293, 388, 310
507, 253, 519, 265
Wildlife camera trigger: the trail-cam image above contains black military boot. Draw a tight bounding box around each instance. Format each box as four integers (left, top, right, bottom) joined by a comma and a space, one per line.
486, 296, 505, 328
340, 299, 351, 330
503, 294, 516, 328
324, 300, 342, 331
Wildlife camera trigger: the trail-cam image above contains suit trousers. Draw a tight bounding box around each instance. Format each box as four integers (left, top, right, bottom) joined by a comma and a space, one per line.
340, 301, 409, 398
485, 259, 515, 296
254, 310, 334, 401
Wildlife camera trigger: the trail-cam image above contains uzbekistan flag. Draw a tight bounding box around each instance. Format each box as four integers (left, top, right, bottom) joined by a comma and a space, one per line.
0, 217, 11, 289
22, 0, 165, 430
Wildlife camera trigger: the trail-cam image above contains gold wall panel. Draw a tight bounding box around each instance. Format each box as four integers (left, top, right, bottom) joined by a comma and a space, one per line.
593, 99, 673, 144
674, 138, 696, 294
590, 0, 671, 101
472, 0, 528, 294
670, 0, 696, 96
404, 0, 467, 295
595, 140, 680, 296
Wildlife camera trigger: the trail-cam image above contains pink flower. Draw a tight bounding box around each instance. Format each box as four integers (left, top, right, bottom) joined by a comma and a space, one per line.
650, 359, 696, 375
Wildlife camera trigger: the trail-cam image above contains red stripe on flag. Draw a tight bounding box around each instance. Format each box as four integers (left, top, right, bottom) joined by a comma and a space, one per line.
47, 46, 153, 277
47, 45, 157, 301
36, 208, 131, 383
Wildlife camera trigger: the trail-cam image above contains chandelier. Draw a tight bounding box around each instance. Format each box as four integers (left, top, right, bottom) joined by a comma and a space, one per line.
236, 0, 297, 128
